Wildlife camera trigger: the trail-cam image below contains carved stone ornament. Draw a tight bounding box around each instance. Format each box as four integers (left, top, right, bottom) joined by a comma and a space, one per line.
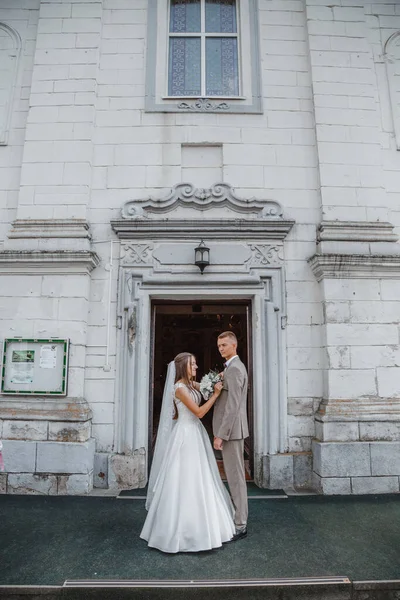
249, 244, 284, 266
121, 183, 283, 220
127, 307, 137, 354
120, 243, 153, 265
177, 98, 229, 112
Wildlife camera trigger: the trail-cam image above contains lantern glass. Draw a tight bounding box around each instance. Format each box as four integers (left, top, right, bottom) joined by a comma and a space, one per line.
194, 240, 210, 273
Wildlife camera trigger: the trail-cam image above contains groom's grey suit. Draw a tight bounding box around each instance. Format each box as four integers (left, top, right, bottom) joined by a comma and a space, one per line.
212, 356, 249, 528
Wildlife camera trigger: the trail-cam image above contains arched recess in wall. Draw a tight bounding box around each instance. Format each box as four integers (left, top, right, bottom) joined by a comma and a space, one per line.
0, 23, 21, 145
385, 31, 400, 150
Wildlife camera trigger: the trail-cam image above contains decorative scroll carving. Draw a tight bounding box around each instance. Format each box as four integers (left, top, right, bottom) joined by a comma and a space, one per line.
121, 243, 153, 265
177, 98, 230, 111
249, 244, 284, 266
121, 183, 283, 220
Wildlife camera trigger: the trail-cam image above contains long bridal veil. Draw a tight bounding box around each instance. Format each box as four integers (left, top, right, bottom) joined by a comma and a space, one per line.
145, 360, 176, 510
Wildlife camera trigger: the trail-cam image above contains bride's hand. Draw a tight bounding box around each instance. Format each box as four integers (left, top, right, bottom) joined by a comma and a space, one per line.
214, 381, 223, 397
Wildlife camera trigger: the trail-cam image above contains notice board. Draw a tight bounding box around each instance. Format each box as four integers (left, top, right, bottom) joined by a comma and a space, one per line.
1, 338, 69, 396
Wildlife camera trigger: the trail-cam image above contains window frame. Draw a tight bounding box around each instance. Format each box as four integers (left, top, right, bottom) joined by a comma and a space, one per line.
145, 0, 262, 114
167, 0, 241, 98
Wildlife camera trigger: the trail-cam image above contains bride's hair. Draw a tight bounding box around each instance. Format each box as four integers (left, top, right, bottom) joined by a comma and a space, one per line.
172, 352, 195, 420
174, 352, 195, 386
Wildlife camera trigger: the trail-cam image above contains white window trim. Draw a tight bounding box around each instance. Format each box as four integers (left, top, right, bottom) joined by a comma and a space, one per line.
145, 0, 262, 114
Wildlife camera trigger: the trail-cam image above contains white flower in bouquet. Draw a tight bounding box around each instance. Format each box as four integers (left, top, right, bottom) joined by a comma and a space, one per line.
200, 370, 221, 401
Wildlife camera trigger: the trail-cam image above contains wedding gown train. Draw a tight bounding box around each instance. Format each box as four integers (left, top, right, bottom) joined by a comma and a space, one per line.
140, 383, 235, 553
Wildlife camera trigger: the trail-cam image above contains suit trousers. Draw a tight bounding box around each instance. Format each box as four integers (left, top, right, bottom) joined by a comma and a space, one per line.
222, 439, 248, 528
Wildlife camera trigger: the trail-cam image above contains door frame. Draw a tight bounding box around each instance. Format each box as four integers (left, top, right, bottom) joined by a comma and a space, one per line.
115, 270, 288, 488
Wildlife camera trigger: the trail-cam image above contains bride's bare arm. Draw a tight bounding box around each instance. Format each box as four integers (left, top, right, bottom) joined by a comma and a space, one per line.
175, 383, 222, 419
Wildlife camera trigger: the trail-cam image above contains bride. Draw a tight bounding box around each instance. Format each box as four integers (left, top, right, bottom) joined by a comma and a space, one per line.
140, 352, 235, 553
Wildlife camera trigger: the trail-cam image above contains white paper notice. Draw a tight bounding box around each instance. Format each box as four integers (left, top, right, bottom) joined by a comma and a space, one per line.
40, 345, 57, 369
10, 363, 34, 384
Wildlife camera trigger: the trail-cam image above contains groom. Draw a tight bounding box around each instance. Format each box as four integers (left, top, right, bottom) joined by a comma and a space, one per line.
213, 331, 249, 541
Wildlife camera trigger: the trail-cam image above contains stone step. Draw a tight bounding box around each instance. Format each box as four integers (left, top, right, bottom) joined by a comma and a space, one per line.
1, 578, 400, 599
0, 577, 349, 600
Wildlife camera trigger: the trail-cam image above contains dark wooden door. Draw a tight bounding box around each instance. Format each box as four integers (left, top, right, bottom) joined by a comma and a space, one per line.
150, 301, 253, 477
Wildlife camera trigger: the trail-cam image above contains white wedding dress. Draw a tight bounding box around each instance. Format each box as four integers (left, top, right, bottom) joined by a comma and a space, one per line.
140, 383, 235, 553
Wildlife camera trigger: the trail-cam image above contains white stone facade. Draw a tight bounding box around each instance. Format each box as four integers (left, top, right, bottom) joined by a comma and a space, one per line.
0, 0, 399, 495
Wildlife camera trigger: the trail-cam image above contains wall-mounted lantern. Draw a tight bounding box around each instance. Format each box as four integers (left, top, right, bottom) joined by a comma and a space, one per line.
194, 240, 210, 274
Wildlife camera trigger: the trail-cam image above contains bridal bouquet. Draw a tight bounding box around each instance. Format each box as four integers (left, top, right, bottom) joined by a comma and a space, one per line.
200, 370, 222, 401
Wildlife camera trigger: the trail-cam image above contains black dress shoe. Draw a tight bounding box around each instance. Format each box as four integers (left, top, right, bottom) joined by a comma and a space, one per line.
229, 527, 247, 542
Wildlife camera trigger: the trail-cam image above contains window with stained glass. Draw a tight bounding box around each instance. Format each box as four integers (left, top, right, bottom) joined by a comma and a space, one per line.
168, 0, 240, 97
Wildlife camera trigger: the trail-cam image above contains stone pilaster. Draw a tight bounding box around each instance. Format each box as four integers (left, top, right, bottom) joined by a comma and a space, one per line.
308, 222, 400, 493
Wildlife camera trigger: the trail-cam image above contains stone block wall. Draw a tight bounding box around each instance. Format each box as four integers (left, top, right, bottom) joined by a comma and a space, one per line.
322, 277, 400, 402
0, 0, 40, 247
313, 441, 400, 494
0, 0, 400, 494
0, 433, 95, 495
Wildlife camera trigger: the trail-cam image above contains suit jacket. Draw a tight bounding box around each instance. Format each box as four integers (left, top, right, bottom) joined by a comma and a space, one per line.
212, 357, 249, 441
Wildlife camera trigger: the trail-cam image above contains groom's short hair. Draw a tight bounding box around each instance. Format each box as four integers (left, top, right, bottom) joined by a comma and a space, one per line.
218, 331, 237, 344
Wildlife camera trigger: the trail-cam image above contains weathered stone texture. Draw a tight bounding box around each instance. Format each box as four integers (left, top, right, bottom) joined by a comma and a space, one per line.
315, 421, 359, 443
8, 474, 57, 495
351, 476, 399, 495
313, 474, 352, 495
377, 367, 400, 398
3, 420, 48, 441
93, 452, 108, 489
2, 441, 36, 473
0, 474, 7, 494
57, 472, 93, 495
48, 421, 91, 442
288, 437, 313, 452
293, 453, 312, 488
36, 439, 95, 474
108, 450, 146, 490
260, 454, 294, 489
360, 422, 400, 442
313, 441, 371, 478
287, 397, 316, 417
370, 442, 400, 476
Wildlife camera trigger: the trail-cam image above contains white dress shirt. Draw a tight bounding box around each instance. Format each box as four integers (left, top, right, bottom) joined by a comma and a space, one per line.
224, 355, 238, 368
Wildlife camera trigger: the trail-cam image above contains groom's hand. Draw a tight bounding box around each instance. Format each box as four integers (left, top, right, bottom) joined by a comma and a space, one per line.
214, 437, 223, 451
